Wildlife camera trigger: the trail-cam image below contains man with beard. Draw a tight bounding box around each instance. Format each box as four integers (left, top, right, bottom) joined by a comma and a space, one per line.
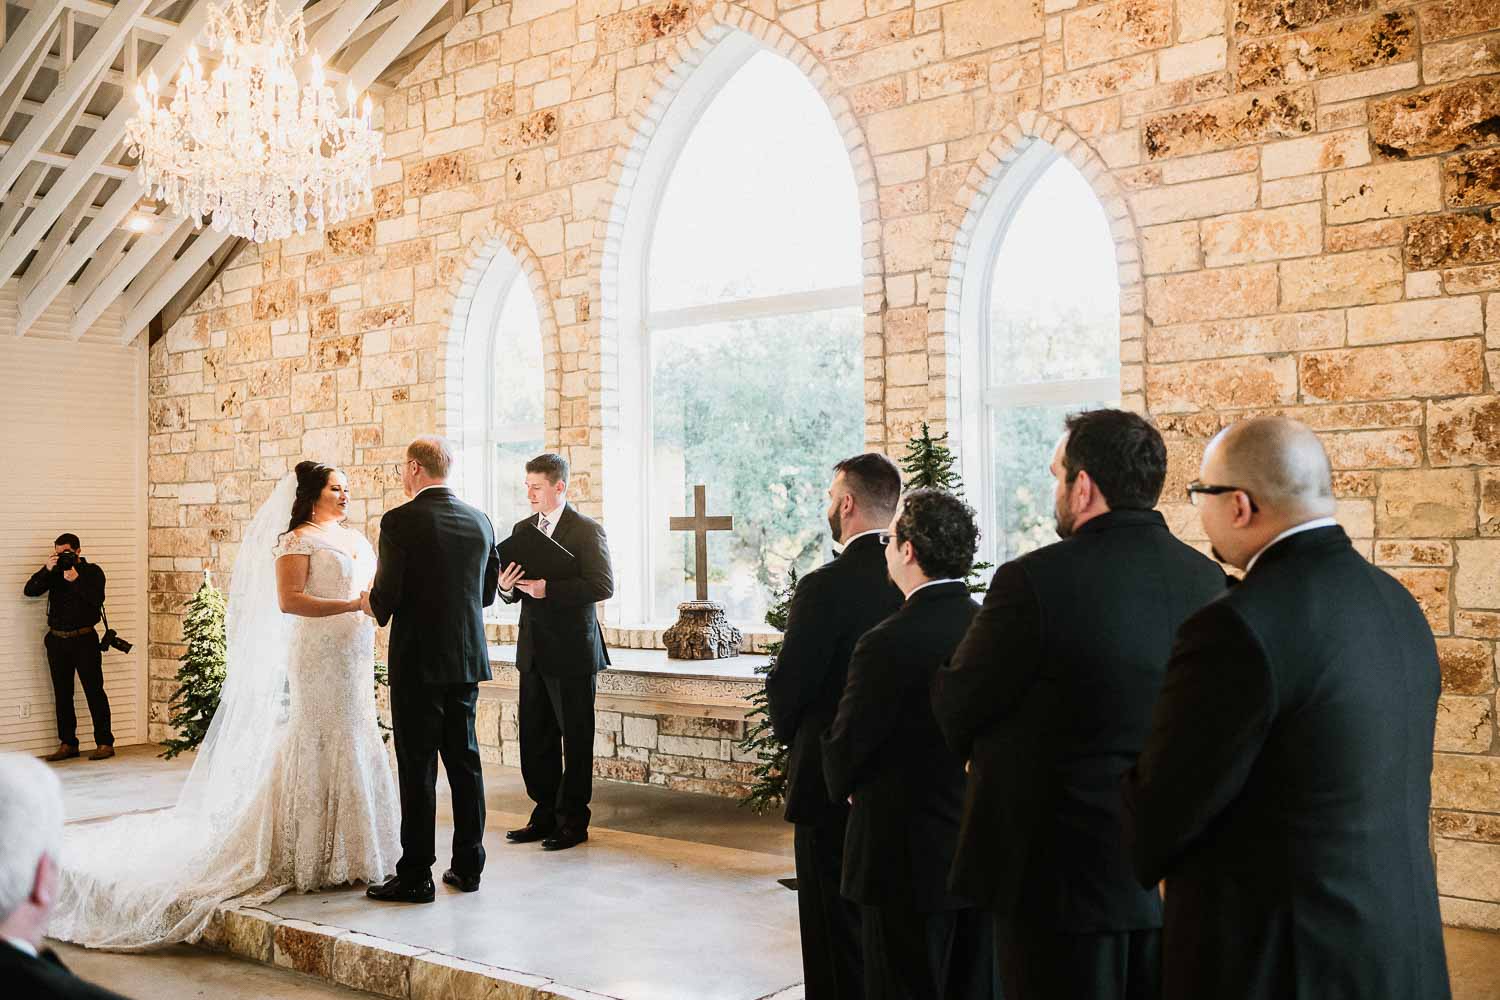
767, 453, 904, 999
1123, 417, 1450, 999
932, 408, 1223, 1000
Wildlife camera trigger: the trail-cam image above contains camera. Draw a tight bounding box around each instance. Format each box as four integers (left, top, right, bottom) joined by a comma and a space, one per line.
100, 629, 132, 654
56, 550, 78, 571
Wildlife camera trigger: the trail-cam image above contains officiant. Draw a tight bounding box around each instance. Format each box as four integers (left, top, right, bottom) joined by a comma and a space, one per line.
499, 453, 614, 852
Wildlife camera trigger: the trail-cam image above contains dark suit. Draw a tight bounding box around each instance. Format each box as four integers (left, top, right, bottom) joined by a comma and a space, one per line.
369, 485, 500, 884
0, 941, 130, 999
766, 533, 903, 999
823, 581, 995, 1000
500, 504, 613, 832
1124, 525, 1451, 1000
933, 509, 1224, 1000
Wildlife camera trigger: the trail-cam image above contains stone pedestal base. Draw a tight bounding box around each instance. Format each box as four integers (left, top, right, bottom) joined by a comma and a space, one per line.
663, 601, 742, 660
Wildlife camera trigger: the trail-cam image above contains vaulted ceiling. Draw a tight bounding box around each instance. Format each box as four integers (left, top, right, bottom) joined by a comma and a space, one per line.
0, 0, 467, 345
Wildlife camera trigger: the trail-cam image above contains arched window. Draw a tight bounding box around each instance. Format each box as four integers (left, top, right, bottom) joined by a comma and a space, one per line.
610, 37, 864, 626
457, 245, 545, 612
958, 142, 1121, 564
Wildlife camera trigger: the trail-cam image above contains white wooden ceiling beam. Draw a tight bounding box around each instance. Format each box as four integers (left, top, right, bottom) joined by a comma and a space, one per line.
0, 0, 154, 201
121, 219, 221, 342
69, 213, 181, 339
311, 0, 389, 62
0, 162, 48, 244
0, 0, 213, 289
347, 0, 450, 93
0, 2, 62, 100
119, 219, 194, 308
22, 175, 107, 300
0, 140, 135, 180
0, 18, 61, 139
72, 227, 131, 305
8, 0, 184, 42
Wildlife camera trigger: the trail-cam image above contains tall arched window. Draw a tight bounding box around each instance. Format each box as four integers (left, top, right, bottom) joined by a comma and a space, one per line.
458, 245, 546, 609
610, 37, 864, 626
959, 142, 1121, 564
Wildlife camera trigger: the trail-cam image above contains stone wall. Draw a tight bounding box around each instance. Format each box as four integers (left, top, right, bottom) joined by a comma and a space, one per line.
145, 0, 1500, 925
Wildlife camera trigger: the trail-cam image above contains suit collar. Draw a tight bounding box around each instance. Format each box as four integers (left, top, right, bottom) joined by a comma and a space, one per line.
1245, 523, 1350, 577
410, 484, 452, 503
903, 579, 969, 606
1073, 508, 1167, 537
542, 503, 577, 536
839, 532, 885, 559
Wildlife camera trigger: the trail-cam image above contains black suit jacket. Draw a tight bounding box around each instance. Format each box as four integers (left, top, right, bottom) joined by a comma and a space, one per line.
500, 505, 614, 676
765, 533, 904, 825
823, 581, 977, 910
1124, 526, 1451, 1000
933, 509, 1224, 930
0, 941, 130, 1000
369, 486, 499, 685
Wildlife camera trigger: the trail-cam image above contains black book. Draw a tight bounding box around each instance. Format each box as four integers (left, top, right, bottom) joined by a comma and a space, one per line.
497, 521, 579, 580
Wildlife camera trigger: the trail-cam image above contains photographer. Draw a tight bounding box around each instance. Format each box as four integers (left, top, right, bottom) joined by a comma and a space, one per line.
23, 534, 114, 762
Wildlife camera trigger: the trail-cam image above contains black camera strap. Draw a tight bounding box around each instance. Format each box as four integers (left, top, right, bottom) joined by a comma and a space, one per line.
100, 603, 110, 633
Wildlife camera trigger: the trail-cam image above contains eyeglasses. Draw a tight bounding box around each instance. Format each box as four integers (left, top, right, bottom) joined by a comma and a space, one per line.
877, 531, 893, 546
1186, 481, 1259, 513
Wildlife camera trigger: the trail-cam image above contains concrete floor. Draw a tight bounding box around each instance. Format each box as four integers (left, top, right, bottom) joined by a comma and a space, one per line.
46, 745, 1500, 1000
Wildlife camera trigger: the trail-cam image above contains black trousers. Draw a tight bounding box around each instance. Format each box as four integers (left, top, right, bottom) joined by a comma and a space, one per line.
389, 680, 486, 884
793, 810, 863, 1000
518, 669, 596, 831
862, 904, 995, 1000
999, 925, 1161, 1000
44, 630, 112, 747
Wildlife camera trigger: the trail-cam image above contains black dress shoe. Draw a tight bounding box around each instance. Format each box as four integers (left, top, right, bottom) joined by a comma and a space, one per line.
541, 827, 588, 851
442, 869, 481, 892
505, 823, 554, 844
366, 875, 435, 903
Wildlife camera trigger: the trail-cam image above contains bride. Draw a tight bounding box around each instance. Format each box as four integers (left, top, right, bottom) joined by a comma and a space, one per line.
49, 461, 399, 949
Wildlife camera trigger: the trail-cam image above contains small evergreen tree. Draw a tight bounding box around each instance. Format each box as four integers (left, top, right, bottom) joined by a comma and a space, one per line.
737, 568, 797, 814
900, 422, 992, 593
161, 571, 228, 759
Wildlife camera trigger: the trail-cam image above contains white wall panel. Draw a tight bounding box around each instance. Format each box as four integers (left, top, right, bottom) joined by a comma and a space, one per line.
0, 280, 146, 752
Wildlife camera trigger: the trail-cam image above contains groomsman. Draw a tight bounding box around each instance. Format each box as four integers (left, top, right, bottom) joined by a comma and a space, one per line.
932, 409, 1223, 999
1124, 416, 1451, 1000
823, 489, 995, 1000
500, 453, 614, 852
767, 453, 904, 999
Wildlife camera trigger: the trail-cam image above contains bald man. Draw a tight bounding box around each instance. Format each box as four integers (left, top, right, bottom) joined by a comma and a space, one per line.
1123, 417, 1450, 1000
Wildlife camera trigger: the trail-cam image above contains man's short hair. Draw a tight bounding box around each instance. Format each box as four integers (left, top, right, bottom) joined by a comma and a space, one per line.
1061, 409, 1168, 510
55, 533, 80, 550
407, 437, 454, 479
833, 453, 902, 517
0, 753, 64, 922
526, 453, 569, 485
894, 489, 979, 581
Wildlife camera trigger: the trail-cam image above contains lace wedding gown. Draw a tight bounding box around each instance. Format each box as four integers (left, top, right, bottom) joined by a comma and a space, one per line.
49, 482, 399, 951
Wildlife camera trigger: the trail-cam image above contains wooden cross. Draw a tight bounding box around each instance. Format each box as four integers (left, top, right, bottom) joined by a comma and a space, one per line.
669, 484, 734, 602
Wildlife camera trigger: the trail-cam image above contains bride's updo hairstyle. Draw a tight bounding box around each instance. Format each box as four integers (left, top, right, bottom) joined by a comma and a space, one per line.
285, 460, 338, 536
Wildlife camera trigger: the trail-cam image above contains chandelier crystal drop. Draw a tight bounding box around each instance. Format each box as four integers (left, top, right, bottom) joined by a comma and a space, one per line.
125, 0, 383, 243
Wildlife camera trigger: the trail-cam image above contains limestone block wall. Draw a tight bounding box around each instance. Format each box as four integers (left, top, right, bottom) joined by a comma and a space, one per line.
144, 0, 1500, 924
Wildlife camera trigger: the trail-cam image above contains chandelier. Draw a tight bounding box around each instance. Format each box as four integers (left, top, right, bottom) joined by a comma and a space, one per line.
125, 0, 382, 243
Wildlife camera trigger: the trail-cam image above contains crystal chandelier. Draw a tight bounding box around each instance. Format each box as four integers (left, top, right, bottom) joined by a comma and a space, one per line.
125, 0, 382, 243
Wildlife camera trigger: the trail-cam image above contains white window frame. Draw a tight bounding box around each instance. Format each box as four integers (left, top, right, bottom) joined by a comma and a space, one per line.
459, 246, 544, 620
958, 140, 1121, 567
608, 32, 863, 626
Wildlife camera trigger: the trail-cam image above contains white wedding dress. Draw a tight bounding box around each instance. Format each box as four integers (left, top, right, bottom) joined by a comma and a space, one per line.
49, 475, 400, 950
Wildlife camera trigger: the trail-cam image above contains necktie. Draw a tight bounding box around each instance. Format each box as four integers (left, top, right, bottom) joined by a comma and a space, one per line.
539, 514, 549, 536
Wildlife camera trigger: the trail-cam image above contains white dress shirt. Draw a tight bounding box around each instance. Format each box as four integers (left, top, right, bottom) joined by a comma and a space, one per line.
833, 528, 884, 555
905, 577, 963, 599
1244, 516, 1339, 575
3, 936, 37, 958
535, 501, 566, 538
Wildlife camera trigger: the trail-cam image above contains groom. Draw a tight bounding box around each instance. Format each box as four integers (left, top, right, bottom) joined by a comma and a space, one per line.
364, 436, 500, 903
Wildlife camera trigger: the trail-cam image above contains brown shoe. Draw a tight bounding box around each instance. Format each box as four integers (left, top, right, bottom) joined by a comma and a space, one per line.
44, 743, 80, 762
88, 745, 115, 761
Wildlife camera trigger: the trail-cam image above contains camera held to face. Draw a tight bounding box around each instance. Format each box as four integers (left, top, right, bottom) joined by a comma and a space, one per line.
100, 628, 132, 654
56, 549, 78, 572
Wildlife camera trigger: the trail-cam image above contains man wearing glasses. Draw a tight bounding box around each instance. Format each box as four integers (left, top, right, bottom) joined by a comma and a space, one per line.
1125, 416, 1450, 1000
